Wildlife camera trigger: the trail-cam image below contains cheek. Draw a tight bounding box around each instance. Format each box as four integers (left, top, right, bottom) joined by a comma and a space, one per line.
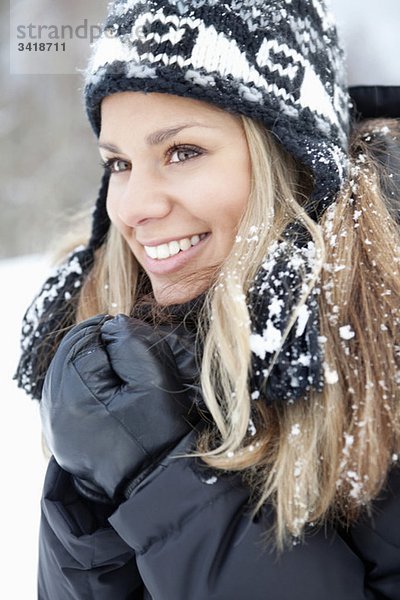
106, 190, 123, 230
213, 164, 251, 228
189, 154, 250, 210
106, 189, 116, 220
105, 193, 132, 249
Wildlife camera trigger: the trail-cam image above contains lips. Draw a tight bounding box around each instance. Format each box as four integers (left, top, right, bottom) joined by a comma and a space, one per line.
143, 233, 209, 260
139, 232, 211, 275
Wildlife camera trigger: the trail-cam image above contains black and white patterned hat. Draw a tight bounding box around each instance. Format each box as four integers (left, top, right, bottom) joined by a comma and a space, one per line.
85, 0, 350, 245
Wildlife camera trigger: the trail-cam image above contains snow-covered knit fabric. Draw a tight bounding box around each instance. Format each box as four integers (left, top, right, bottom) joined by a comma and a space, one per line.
15, 0, 349, 403
249, 237, 323, 403
14, 247, 94, 400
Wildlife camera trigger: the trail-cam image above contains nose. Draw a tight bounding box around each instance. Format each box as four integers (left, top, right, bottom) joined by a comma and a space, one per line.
111, 167, 173, 227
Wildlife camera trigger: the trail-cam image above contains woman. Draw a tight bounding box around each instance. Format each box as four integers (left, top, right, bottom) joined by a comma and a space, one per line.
16, 1, 400, 598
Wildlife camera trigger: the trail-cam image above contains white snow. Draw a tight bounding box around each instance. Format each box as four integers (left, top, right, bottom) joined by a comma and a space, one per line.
295, 304, 310, 337
290, 423, 301, 438
250, 320, 282, 359
339, 325, 355, 340
0, 254, 51, 599
324, 363, 339, 384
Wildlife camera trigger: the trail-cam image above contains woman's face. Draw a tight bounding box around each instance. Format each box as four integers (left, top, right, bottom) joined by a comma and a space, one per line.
100, 92, 252, 305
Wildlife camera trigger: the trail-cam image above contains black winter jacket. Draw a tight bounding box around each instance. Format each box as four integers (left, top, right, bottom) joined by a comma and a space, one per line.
40, 445, 400, 600
38, 318, 400, 600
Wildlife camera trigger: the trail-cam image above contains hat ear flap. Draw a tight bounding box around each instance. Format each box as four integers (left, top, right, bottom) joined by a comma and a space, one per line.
14, 245, 95, 400
15, 159, 111, 400
89, 168, 111, 250
249, 231, 324, 405
15, 167, 112, 400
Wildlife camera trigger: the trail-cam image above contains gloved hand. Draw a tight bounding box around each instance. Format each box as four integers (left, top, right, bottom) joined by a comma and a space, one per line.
40, 314, 201, 503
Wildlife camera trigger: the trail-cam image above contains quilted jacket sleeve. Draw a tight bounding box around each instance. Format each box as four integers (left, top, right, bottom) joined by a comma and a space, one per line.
38, 457, 144, 600
108, 431, 371, 600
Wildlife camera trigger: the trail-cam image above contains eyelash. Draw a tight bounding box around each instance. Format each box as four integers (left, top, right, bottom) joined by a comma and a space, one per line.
100, 143, 203, 174
100, 158, 129, 174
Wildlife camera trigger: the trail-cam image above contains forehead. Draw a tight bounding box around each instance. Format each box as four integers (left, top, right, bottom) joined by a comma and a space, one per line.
100, 91, 242, 134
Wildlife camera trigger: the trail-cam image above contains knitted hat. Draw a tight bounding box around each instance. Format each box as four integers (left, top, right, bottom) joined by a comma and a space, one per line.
16, 0, 349, 401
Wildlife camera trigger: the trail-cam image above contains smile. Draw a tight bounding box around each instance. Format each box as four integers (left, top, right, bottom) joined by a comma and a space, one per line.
144, 233, 209, 260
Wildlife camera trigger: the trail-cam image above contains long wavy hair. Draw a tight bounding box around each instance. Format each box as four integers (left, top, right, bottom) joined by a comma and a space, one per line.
75, 116, 400, 549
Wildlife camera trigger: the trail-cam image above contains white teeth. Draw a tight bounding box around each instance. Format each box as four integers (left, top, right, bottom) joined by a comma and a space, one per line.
179, 238, 191, 251
145, 245, 158, 259
156, 244, 170, 260
144, 234, 207, 260
168, 240, 181, 256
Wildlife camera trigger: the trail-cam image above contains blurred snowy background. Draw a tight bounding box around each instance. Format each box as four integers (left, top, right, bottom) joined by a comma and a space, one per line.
2, 0, 400, 597
3, 1, 108, 596
0, 255, 49, 597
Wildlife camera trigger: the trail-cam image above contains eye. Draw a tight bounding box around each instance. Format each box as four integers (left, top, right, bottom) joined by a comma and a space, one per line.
101, 158, 130, 174
167, 144, 202, 164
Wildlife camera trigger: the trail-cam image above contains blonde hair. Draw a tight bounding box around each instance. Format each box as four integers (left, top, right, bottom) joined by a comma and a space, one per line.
76, 116, 400, 549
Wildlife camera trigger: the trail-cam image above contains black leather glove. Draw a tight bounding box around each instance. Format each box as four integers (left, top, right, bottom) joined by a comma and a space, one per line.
40, 314, 201, 503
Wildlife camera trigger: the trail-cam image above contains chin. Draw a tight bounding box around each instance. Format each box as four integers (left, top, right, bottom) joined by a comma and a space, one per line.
152, 282, 204, 306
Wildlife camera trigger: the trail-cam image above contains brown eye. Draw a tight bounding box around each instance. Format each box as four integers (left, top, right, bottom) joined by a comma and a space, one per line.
168, 145, 201, 164
102, 158, 130, 174
111, 159, 130, 173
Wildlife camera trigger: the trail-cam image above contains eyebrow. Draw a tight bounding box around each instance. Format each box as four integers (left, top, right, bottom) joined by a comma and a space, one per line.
98, 122, 215, 152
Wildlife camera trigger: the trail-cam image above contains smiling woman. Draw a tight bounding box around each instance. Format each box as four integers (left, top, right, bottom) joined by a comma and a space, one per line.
14, 1, 400, 599
100, 92, 251, 304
